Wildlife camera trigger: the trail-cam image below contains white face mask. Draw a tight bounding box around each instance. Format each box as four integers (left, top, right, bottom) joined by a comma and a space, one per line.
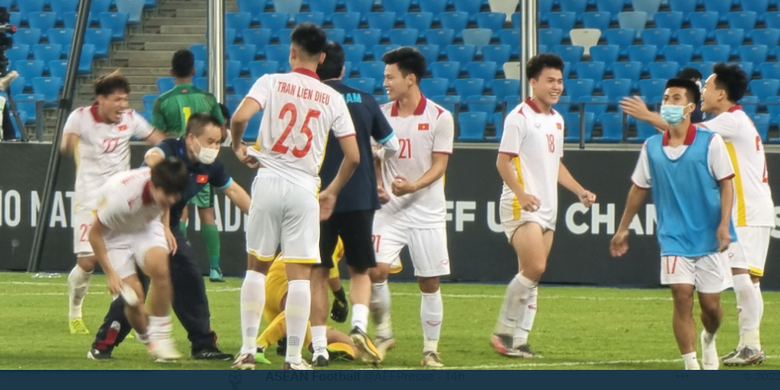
194, 138, 219, 164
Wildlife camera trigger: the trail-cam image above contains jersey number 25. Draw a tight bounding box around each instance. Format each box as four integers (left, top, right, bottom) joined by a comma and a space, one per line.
272, 103, 320, 158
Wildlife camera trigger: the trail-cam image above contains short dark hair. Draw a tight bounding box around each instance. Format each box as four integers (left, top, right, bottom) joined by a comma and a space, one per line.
526, 53, 565, 80
665, 78, 702, 105
381, 46, 426, 84
171, 49, 195, 78
218, 103, 231, 128
711, 62, 749, 103
94, 71, 130, 96
677, 67, 703, 81
290, 22, 327, 58
150, 157, 189, 195
185, 113, 223, 136
317, 41, 345, 80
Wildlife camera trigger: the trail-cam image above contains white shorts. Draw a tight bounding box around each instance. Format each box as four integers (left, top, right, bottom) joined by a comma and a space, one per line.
104, 221, 168, 280
73, 206, 95, 256
726, 226, 771, 277
246, 169, 320, 264
660, 253, 732, 294
499, 202, 556, 242
372, 214, 450, 277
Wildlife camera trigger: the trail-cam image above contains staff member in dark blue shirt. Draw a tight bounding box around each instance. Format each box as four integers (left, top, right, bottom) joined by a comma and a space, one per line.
309, 41, 399, 366
88, 113, 252, 361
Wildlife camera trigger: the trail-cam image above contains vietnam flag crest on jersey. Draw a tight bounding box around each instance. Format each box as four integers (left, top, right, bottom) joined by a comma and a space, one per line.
556, 123, 562, 130
118, 124, 128, 131
418, 123, 430, 131
197, 174, 208, 183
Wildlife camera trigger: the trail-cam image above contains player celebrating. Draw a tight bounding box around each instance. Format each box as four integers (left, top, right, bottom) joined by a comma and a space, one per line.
309, 41, 399, 366
89, 158, 189, 361
60, 71, 165, 334
368, 47, 453, 367
612, 78, 735, 370
491, 53, 596, 358
230, 23, 360, 371
152, 49, 227, 282
621, 63, 772, 366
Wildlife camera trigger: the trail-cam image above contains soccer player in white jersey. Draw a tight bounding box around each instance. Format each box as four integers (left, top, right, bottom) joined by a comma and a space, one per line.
368, 47, 454, 367
89, 159, 189, 361
229, 23, 360, 371
491, 54, 596, 358
621, 63, 772, 366
59, 72, 166, 335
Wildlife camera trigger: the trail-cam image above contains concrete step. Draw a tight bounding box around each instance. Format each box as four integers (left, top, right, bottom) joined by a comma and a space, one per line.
145, 41, 199, 51
145, 17, 206, 26
129, 33, 206, 44
177, 9, 208, 18
96, 66, 172, 76
123, 75, 168, 85
79, 83, 159, 94
160, 25, 207, 34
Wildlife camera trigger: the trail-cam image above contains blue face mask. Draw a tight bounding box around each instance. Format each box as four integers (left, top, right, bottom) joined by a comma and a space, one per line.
660, 104, 691, 127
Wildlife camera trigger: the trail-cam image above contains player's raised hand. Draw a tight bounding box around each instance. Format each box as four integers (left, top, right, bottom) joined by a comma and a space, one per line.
610, 230, 629, 257
717, 225, 731, 252
579, 190, 597, 207
619, 96, 652, 122
517, 193, 541, 212
391, 175, 416, 196
106, 272, 122, 296
165, 228, 177, 255
319, 189, 337, 221
377, 186, 390, 204
232, 143, 260, 168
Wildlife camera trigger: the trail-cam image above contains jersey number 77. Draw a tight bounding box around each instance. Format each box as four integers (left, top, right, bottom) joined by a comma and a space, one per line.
272, 102, 320, 158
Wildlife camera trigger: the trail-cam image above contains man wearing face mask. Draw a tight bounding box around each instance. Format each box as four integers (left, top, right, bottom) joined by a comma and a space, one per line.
88, 113, 252, 361
611, 78, 736, 370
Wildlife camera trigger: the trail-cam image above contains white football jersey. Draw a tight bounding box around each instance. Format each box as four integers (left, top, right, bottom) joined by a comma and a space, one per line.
499, 97, 565, 224
245, 69, 356, 195
699, 106, 774, 227
64, 104, 154, 210
377, 97, 454, 228
96, 167, 165, 238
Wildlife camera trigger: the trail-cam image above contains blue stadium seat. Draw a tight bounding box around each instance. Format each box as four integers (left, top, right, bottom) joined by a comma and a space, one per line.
715, 28, 745, 55
631, 0, 663, 21
648, 61, 680, 79
440, 12, 470, 38
701, 45, 731, 62
482, 45, 511, 66
420, 78, 450, 97
279, 28, 295, 45
324, 28, 346, 44
689, 12, 720, 38
331, 12, 362, 32
564, 112, 595, 142
741, 0, 770, 21
242, 111, 264, 142
735, 61, 754, 77
764, 12, 780, 30
33, 44, 62, 68
9, 12, 20, 27
499, 30, 521, 56
547, 12, 577, 37
309, 0, 338, 21
157, 77, 175, 94
15, 94, 45, 124
243, 29, 272, 54
345, 0, 375, 18
15, 61, 44, 88
431, 61, 461, 84
758, 62, 780, 79
352, 29, 382, 48
582, 12, 612, 32
224, 28, 238, 46
193, 77, 208, 91
552, 45, 585, 64
266, 45, 291, 71
739, 96, 759, 115
574, 61, 606, 88
225, 94, 243, 115
601, 78, 632, 102
61, 12, 78, 29
728, 11, 757, 32
259, 13, 291, 36
765, 95, 780, 119
553, 95, 571, 113
48, 60, 68, 79
7, 46, 30, 65
452, 0, 483, 19
617, 11, 648, 34
539, 29, 564, 47
237, 0, 268, 19
462, 29, 493, 53
381, 0, 412, 21
366, 12, 397, 37
116, 0, 146, 25
69, 44, 96, 74
630, 122, 659, 143
225, 60, 242, 85
751, 113, 771, 142
612, 62, 642, 88
590, 44, 620, 70
703, 0, 733, 21
669, 0, 697, 19
31, 76, 62, 107
595, 113, 624, 143
653, 11, 683, 31
685, 61, 716, 80
446, 45, 477, 68
467, 61, 498, 83
458, 112, 487, 141
232, 78, 256, 96
580, 95, 608, 117
454, 79, 485, 97
564, 79, 595, 100
358, 61, 384, 81
561, 0, 589, 15
273, 0, 302, 14
227, 44, 258, 72
749, 29, 780, 52
19, 0, 46, 15
84, 29, 112, 58
604, 28, 637, 55
249, 61, 278, 79
50, 0, 80, 22
641, 28, 672, 48
749, 79, 780, 100
512, 13, 521, 30
425, 29, 455, 48
675, 29, 707, 55
639, 79, 666, 98
595, 0, 624, 22
476, 12, 507, 38
190, 44, 206, 63
47, 29, 74, 48
490, 79, 521, 101
465, 95, 497, 115
562, 61, 573, 79
420, 0, 448, 20
14, 29, 43, 47
416, 44, 441, 65
294, 12, 325, 26
226, 12, 252, 39
343, 44, 367, 64
372, 44, 399, 61
404, 12, 434, 35
388, 29, 419, 46
662, 44, 694, 65
28, 13, 57, 38
88, 0, 112, 24
489, 112, 504, 139
100, 12, 130, 42
627, 45, 658, 68
143, 94, 158, 112
739, 45, 769, 65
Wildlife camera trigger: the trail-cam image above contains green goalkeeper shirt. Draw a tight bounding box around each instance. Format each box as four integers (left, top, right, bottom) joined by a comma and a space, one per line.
151, 82, 224, 137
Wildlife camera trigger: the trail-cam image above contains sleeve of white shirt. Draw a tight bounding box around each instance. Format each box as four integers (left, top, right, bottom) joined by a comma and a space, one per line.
96, 191, 129, 231
62, 110, 81, 136
246, 74, 273, 110
698, 113, 738, 140
131, 111, 154, 140
708, 134, 736, 181
497, 115, 524, 155
432, 110, 454, 154
331, 96, 357, 139
631, 143, 652, 188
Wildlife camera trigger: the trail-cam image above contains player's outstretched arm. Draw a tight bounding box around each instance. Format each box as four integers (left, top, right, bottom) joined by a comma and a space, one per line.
611, 185, 648, 257
143, 129, 167, 146
320, 136, 360, 220
144, 147, 165, 167
620, 96, 669, 131
558, 161, 596, 207
223, 181, 252, 215
717, 178, 734, 252
88, 217, 122, 295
